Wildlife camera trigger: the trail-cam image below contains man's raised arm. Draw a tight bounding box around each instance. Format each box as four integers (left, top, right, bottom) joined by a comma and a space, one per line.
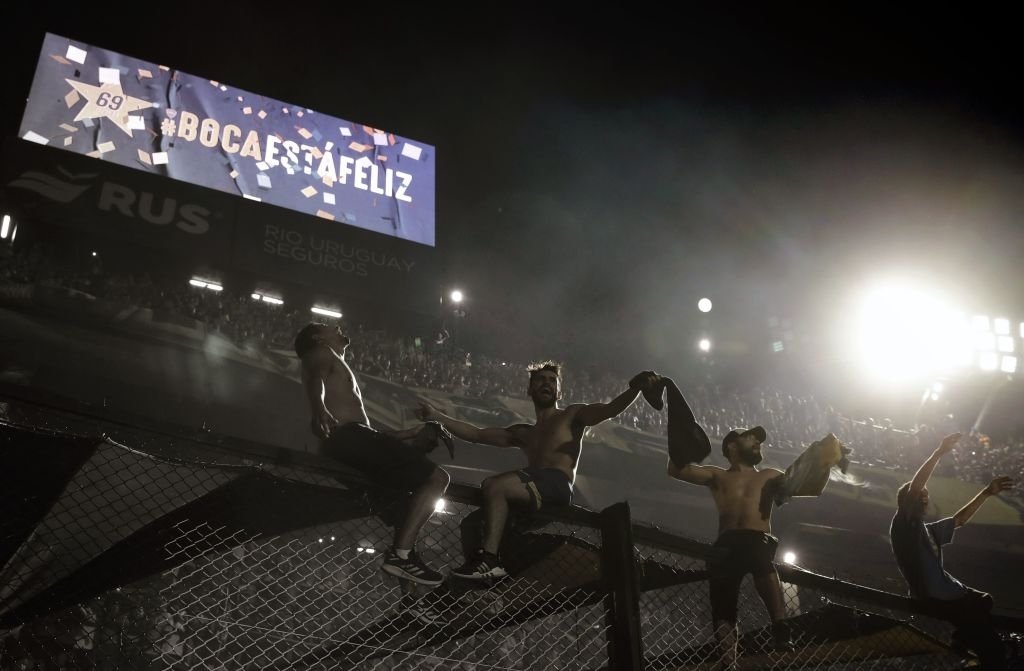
908, 432, 961, 500
415, 400, 517, 447
667, 458, 721, 487
573, 371, 660, 427
953, 476, 1015, 528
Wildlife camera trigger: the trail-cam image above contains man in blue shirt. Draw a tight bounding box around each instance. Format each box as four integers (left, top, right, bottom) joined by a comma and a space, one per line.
890, 431, 1014, 670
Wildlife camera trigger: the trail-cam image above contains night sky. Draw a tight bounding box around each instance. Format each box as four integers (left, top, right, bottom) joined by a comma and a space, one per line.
4, 4, 1024, 391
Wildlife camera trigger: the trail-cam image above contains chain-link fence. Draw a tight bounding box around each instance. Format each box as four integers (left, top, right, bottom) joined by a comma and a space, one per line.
1, 389, 1022, 670
632, 527, 998, 670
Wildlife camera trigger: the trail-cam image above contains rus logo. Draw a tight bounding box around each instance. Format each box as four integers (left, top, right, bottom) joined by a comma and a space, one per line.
7, 166, 211, 235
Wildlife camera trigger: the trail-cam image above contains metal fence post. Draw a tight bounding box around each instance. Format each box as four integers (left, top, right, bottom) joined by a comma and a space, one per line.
601, 501, 644, 671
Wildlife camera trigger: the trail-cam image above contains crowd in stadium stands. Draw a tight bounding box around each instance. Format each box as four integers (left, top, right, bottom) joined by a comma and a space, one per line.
2, 245, 1022, 503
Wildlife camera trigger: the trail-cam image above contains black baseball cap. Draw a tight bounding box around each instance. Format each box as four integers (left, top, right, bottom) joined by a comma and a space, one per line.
722, 426, 767, 454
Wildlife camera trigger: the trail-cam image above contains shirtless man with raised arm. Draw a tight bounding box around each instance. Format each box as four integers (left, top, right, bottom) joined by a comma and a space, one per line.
295, 322, 450, 586
416, 362, 660, 579
668, 426, 793, 668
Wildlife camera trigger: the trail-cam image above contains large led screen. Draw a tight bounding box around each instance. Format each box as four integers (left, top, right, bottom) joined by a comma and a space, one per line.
18, 33, 436, 246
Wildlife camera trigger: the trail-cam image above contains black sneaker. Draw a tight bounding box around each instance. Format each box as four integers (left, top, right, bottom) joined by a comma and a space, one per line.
381, 549, 443, 586
451, 550, 508, 580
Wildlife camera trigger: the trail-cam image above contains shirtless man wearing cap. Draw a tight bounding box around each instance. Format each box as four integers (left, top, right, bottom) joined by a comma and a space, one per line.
667, 425, 793, 668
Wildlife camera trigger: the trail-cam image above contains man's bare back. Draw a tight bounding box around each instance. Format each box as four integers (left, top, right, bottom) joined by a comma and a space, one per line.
298, 328, 369, 436
310, 349, 369, 426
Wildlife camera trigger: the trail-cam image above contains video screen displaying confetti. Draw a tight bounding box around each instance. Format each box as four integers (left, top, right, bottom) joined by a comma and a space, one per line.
18, 33, 436, 247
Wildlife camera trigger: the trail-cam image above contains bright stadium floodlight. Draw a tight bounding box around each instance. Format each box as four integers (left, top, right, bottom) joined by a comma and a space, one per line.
698, 297, 713, 313
450, 289, 464, 304
189, 277, 221, 291
979, 352, 998, 371
994, 318, 1010, 335
0, 215, 10, 239
698, 338, 712, 353
972, 315, 990, 332
851, 281, 969, 385
311, 306, 342, 319
1001, 356, 1017, 374
998, 336, 1015, 353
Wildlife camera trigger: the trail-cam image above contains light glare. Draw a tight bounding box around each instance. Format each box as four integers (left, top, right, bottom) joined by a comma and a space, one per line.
853, 283, 968, 384
311, 306, 342, 319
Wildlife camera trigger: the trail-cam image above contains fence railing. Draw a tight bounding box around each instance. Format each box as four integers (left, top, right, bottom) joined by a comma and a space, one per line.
1, 386, 1022, 670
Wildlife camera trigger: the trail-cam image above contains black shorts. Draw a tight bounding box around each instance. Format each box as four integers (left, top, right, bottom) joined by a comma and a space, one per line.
708, 529, 779, 624
321, 423, 437, 493
517, 467, 573, 511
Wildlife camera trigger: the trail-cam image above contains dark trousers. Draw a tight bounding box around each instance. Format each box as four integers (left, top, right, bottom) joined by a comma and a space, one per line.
921, 588, 1005, 670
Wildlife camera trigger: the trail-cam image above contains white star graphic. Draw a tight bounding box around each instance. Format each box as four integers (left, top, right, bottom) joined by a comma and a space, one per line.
65, 78, 154, 137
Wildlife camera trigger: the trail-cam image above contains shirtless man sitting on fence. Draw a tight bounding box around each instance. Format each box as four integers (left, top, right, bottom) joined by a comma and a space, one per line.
416, 362, 661, 580
296, 322, 452, 586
